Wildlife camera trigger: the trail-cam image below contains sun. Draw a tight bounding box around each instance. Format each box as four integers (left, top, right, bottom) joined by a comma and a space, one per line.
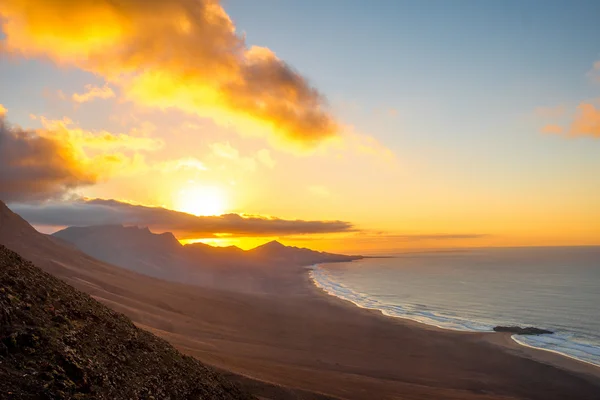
175, 185, 227, 216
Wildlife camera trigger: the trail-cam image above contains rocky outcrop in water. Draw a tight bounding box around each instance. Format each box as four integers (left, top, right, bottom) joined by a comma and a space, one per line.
493, 326, 553, 335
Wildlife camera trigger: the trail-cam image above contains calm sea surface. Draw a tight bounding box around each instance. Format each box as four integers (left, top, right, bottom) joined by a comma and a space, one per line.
310, 247, 600, 366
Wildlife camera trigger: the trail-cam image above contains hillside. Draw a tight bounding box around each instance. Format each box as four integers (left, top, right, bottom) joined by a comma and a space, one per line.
0, 244, 253, 400
52, 225, 362, 291
0, 201, 336, 398
51, 225, 190, 281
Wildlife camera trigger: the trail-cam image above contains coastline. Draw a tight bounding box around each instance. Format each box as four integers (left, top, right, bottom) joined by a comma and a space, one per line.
8, 233, 600, 399
307, 263, 600, 383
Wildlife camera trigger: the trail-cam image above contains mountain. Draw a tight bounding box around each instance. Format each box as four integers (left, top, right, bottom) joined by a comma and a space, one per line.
0, 200, 333, 398
50, 225, 362, 291
0, 244, 253, 399
247, 240, 362, 266
53, 225, 190, 281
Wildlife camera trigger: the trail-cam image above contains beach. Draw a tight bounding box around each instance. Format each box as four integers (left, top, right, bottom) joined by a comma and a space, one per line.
2, 220, 598, 399
35, 250, 600, 400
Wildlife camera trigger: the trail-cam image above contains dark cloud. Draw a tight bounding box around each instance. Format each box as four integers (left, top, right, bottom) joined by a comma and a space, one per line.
0, 114, 96, 202
11, 198, 355, 238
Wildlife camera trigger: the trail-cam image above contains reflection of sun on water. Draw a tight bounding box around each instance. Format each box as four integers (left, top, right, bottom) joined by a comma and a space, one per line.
176, 186, 226, 216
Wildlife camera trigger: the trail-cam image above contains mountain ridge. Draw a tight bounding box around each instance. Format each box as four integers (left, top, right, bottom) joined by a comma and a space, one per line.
50, 224, 362, 291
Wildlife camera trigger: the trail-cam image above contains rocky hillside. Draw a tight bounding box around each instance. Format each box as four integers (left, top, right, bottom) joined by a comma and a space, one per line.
0, 244, 253, 400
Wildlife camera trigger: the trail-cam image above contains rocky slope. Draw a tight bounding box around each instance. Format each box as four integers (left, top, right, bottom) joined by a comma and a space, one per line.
0, 244, 253, 400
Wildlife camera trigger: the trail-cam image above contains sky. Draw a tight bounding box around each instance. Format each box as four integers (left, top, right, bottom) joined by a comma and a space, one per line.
0, 0, 599, 253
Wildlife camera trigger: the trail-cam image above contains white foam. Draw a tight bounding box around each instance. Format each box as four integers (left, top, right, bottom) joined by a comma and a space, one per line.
513, 333, 600, 367
309, 264, 600, 368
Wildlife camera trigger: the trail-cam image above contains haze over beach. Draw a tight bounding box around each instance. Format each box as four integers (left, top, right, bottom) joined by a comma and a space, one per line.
1, 1, 600, 399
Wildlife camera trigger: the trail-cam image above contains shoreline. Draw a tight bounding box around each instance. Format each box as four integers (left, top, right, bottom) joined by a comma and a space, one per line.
307, 263, 600, 382
5, 209, 600, 399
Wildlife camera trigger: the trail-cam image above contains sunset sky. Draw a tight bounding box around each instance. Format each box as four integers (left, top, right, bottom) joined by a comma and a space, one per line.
1, 0, 599, 252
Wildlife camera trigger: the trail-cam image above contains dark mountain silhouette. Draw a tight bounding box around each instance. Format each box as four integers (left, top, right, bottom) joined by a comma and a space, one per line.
0, 244, 253, 400
51, 225, 362, 290
247, 240, 361, 266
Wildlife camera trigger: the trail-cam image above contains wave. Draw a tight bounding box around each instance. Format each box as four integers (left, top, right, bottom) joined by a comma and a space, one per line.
309, 264, 600, 368
513, 333, 600, 367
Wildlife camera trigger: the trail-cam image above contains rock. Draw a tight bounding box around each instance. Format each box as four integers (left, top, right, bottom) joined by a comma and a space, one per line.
493, 326, 553, 335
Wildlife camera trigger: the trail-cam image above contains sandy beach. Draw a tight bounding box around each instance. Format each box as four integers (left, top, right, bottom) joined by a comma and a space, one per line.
1, 217, 598, 399
37, 254, 600, 400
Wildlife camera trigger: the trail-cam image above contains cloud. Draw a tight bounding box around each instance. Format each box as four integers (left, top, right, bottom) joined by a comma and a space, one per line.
541, 103, 600, 138
72, 84, 115, 103
541, 124, 564, 134
0, 112, 162, 202
587, 60, 600, 83
37, 116, 163, 152
569, 103, 600, 137
256, 149, 276, 168
210, 141, 275, 171
156, 157, 207, 173
210, 141, 239, 160
539, 62, 600, 139
0, 0, 338, 147
11, 198, 355, 238
0, 114, 96, 202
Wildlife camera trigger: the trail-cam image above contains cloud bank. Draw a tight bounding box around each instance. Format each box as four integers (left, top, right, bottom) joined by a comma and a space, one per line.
0, 114, 96, 202
11, 198, 355, 238
0, 112, 161, 202
0, 0, 338, 146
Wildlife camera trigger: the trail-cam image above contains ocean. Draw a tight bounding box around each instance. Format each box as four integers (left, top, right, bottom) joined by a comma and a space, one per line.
310, 246, 600, 367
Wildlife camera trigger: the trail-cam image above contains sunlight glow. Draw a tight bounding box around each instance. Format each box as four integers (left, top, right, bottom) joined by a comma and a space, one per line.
175, 185, 227, 216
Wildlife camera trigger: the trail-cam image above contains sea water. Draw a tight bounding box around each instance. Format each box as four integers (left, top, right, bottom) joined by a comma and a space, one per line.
310, 246, 600, 367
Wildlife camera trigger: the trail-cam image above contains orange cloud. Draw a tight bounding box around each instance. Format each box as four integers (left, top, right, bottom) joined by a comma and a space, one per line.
1, 114, 96, 202
0, 0, 338, 147
0, 112, 162, 202
38, 116, 163, 152
541, 124, 564, 134
72, 84, 115, 103
569, 103, 600, 138
540, 102, 600, 139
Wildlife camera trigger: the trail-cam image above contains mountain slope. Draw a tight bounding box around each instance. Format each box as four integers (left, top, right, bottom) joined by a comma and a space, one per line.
53, 225, 190, 280
0, 244, 253, 400
0, 201, 338, 398
52, 225, 361, 275
246, 240, 362, 266
51, 226, 362, 281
